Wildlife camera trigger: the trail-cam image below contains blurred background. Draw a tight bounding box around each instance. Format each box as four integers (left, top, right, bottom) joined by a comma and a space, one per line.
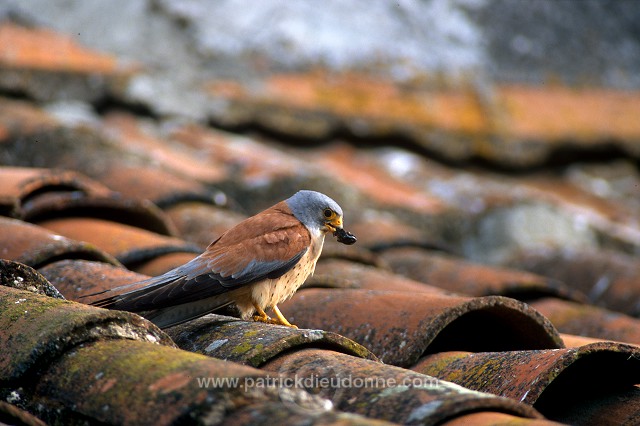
5, 0, 640, 115
1, 0, 640, 274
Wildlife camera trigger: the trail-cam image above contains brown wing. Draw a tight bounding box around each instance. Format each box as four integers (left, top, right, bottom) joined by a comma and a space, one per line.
91, 201, 311, 311
201, 201, 310, 279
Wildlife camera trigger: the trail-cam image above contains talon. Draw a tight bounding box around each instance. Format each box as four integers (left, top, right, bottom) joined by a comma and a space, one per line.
252, 304, 273, 323
272, 305, 298, 328
252, 313, 272, 323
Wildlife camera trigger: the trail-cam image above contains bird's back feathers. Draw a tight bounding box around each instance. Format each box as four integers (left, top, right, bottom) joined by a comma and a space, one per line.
89, 201, 311, 314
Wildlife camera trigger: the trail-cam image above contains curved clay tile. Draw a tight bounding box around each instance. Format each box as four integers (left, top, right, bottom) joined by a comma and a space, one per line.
218, 401, 396, 426
280, 289, 563, 366
37, 217, 200, 273
0, 285, 173, 384
507, 247, 640, 317
163, 202, 247, 249
0, 167, 110, 217
90, 163, 219, 207
0, 216, 118, 268
441, 411, 564, 426
413, 341, 640, 424
0, 166, 177, 236
309, 258, 453, 295
0, 259, 64, 299
25, 193, 176, 236
263, 348, 543, 425
0, 401, 47, 426
31, 338, 377, 425
0, 264, 387, 424
38, 259, 148, 303
531, 297, 640, 345
378, 246, 585, 302
166, 314, 377, 367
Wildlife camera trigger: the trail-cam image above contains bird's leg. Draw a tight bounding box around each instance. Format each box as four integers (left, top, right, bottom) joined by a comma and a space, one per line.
252, 303, 273, 323
271, 305, 298, 329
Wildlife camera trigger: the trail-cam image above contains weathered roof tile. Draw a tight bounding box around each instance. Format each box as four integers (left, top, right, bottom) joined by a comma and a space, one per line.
413, 341, 640, 424
166, 313, 376, 367
508, 248, 640, 317
531, 297, 640, 345
309, 258, 451, 295
33, 339, 371, 425
378, 246, 585, 302
0, 285, 172, 384
38, 217, 199, 273
0, 22, 135, 102
0, 216, 118, 268
264, 348, 544, 425
208, 72, 640, 168
280, 289, 563, 366
37, 259, 146, 303
3, 13, 640, 424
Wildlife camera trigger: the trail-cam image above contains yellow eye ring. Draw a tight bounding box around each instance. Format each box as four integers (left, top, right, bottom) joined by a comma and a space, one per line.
323, 208, 334, 219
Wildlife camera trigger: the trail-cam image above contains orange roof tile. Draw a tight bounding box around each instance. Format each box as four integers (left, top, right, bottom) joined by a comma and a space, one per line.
0, 22, 121, 74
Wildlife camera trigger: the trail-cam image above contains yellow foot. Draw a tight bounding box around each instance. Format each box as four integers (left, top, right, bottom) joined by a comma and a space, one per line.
251, 304, 298, 328
272, 305, 298, 329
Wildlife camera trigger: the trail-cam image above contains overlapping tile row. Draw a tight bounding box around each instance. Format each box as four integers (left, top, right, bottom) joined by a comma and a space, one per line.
413, 341, 640, 424
0, 261, 397, 425
206, 72, 640, 168
0, 166, 555, 423
0, 22, 134, 102
0, 254, 550, 424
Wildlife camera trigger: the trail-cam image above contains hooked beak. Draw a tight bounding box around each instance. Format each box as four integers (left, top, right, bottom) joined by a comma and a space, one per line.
326, 216, 357, 245
324, 216, 343, 233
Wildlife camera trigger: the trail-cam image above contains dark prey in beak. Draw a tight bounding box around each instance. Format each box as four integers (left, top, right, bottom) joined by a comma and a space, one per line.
334, 228, 357, 245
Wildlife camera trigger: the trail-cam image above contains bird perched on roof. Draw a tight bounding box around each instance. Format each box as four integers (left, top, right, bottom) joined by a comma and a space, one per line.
89, 190, 356, 329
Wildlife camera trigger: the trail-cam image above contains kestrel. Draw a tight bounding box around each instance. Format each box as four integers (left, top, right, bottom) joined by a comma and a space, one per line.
89, 190, 356, 328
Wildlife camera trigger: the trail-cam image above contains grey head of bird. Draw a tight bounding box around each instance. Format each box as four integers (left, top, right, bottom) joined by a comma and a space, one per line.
285, 190, 345, 235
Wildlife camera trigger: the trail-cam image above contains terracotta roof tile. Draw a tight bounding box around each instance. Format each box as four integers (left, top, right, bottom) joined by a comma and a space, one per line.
25, 192, 175, 236
508, 248, 640, 317
0, 401, 47, 426
559, 333, 610, 348
37, 217, 199, 272
413, 341, 640, 424
0, 167, 110, 214
166, 314, 376, 367
0, 259, 64, 300
37, 259, 146, 303
0, 285, 172, 384
309, 258, 451, 295
3, 14, 640, 424
0, 23, 134, 102
89, 162, 217, 208
263, 348, 544, 425
0, 216, 118, 268
102, 114, 227, 184
531, 297, 640, 345
218, 402, 396, 426
34, 339, 373, 425
168, 123, 310, 187
378, 246, 585, 302
441, 412, 564, 426
0, 23, 122, 73
163, 202, 247, 249
309, 144, 448, 215
0, 274, 388, 425
0, 98, 59, 141
280, 289, 563, 366
208, 72, 640, 168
